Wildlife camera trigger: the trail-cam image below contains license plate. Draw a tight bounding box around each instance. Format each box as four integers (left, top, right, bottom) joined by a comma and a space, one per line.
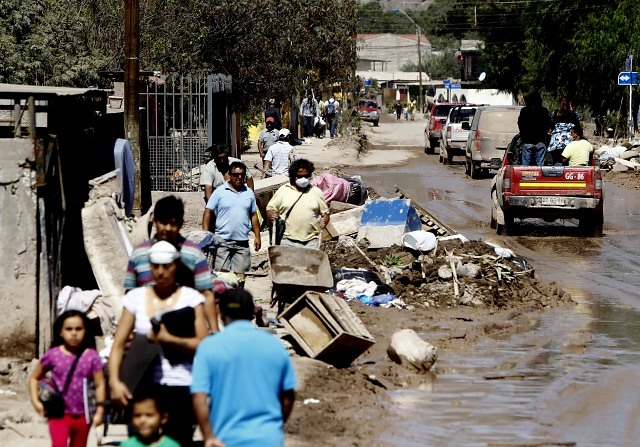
540, 197, 565, 206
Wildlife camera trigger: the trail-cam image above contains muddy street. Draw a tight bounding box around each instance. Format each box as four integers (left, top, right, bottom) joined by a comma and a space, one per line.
343, 114, 640, 446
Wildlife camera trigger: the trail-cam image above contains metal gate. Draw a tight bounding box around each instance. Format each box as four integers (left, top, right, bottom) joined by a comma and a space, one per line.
141, 74, 232, 191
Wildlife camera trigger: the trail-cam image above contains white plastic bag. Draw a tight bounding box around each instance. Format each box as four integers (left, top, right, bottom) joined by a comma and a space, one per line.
402, 231, 437, 252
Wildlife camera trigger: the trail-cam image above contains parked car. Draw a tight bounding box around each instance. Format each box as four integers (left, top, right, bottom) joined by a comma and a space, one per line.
464, 105, 523, 179
439, 105, 481, 165
356, 99, 380, 126
425, 102, 459, 154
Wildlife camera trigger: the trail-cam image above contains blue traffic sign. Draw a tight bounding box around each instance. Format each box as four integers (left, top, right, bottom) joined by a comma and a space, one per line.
618, 72, 638, 85
446, 84, 462, 89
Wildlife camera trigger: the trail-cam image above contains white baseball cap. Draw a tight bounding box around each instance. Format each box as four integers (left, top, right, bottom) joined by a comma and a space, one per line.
148, 240, 180, 264
279, 128, 291, 139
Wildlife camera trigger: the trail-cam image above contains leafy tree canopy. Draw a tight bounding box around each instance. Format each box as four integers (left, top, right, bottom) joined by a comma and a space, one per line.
358, 0, 640, 117
0, 0, 357, 113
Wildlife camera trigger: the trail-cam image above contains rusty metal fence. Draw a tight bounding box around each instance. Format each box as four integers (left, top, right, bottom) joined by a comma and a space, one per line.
141, 74, 231, 191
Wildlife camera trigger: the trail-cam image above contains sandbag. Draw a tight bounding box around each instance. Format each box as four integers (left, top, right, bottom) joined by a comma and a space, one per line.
387, 329, 437, 371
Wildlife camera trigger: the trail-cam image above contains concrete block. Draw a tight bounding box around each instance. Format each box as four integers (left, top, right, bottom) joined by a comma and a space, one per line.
326, 207, 364, 237
356, 199, 421, 248
614, 158, 639, 169
253, 175, 289, 194
620, 150, 639, 160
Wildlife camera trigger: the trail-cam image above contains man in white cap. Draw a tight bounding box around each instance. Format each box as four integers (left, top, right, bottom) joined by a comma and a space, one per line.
262, 128, 297, 177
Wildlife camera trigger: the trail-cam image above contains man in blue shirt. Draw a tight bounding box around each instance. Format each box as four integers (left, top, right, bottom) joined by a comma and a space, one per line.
202, 162, 261, 273
191, 289, 297, 447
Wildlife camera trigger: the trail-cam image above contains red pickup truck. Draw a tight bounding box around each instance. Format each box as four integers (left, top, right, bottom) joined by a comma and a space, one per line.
490, 134, 604, 236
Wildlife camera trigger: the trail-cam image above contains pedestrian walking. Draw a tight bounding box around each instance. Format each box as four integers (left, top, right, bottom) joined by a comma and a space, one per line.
266, 159, 330, 249
325, 96, 340, 138
191, 288, 296, 447
119, 392, 179, 447
110, 241, 208, 447
29, 310, 106, 447
257, 117, 279, 159
124, 195, 219, 333
300, 91, 318, 138
202, 162, 261, 273
263, 128, 297, 177
200, 145, 254, 203
264, 99, 282, 130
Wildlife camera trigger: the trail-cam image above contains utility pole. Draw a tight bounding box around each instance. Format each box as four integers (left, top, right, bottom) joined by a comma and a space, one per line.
392, 8, 424, 112
628, 55, 634, 140
416, 25, 423, 113
124, 0, 141, 215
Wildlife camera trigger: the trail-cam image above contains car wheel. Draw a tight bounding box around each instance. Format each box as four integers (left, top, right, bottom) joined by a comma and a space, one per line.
579, 209, 604, 237
470, 160, 480, 179
373, 119, 379, 127
490, 204, 497, 229
465, 157, 471, 176
497, 210, 513, 235
442, 146, 450, 165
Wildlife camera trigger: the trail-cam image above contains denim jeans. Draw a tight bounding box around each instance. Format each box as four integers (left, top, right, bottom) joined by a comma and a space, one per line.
521, 142, 546, 166
303, 116, 314, 137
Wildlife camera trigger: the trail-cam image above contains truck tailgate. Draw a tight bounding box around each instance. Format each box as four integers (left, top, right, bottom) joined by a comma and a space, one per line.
450, 125, 470, 143
511, 166, 596, 196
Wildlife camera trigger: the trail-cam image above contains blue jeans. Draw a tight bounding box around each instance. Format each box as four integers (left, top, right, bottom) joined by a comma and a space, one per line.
303, 116, 314, 137
327, 116, 337, 137
521, 142, 546, 166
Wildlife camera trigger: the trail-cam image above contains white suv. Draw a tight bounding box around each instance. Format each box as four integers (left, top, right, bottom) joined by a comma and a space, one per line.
439, 105, 481, 165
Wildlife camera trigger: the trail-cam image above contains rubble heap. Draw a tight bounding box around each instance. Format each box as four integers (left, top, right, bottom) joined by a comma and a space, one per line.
323, 239, 571, 310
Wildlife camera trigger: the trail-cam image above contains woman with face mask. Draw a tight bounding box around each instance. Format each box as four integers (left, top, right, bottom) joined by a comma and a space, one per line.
266, 159, 330, 249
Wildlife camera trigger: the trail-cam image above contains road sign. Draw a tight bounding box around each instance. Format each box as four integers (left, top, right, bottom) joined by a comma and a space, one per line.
442, 79, 451, 85
618, 72, 638, 85
446, 84, 462, 89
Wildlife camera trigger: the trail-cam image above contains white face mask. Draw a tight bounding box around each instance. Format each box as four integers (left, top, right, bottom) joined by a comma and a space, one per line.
295, 177, 311, 189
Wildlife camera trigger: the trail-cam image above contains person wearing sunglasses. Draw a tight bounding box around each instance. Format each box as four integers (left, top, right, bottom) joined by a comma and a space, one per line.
202, 162, 261, 274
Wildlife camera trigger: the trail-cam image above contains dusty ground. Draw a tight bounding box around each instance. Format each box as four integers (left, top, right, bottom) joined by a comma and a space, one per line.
2, 112, 637, 446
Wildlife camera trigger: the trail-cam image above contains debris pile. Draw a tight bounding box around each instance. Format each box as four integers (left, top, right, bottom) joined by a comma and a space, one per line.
596, 141, 640, 171
323, 238, 570, 310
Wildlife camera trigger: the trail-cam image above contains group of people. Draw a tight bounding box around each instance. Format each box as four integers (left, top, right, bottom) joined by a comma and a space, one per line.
518, 93, 592, 167
28, 90, 336, 446
29, 182, 323, 446
299, 91, 341, 139
394, 98, 417, 121
199, 143, 329, 274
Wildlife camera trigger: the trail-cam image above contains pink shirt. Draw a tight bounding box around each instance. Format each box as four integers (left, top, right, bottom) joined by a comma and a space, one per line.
40, 347, 103, 416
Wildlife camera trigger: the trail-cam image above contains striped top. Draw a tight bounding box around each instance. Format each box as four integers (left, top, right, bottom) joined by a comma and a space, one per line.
124, 238, 213, 292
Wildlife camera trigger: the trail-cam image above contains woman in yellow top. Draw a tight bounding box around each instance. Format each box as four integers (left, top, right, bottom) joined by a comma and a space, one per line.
561, 125, 593, 166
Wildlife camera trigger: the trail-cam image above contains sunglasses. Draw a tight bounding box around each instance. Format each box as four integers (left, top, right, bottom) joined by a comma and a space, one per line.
230, 172, 245, 177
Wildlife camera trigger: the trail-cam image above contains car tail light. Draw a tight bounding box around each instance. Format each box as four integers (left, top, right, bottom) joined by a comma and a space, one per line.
503, 166, 512, 191
474, 130, 481, 152
594, 169, 603, 200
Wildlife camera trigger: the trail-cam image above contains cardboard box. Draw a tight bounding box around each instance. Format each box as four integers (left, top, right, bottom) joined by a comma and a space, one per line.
278, 291, 375, 366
